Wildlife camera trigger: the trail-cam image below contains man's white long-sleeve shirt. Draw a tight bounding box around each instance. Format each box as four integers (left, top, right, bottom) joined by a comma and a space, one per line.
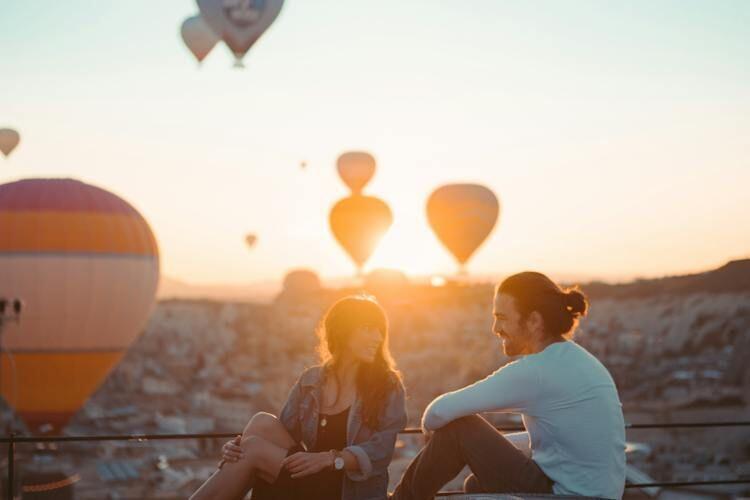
422, 340, 626, 500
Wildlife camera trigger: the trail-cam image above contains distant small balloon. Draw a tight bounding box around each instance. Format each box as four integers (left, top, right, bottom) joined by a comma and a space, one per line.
337, 152, 376, 194
245, 234, 257, 248
0, 128, 20, 158
427, 184, 500, 271
181, 14, 220, 63
329, 195, 392, 274
197, 0, 285, 65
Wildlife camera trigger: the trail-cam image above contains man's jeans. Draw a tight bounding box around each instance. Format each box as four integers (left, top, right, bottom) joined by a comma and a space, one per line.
391, 415, 553, 500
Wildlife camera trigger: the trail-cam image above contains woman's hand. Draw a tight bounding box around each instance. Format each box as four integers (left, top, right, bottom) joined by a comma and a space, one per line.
281, 451, 333, 478
219, 435, 243, 467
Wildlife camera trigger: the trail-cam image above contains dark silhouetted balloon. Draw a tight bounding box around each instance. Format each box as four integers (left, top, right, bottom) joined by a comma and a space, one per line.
197, 0, 285, 66
181, 14, 220, 63
427, 184, 500, 269
0, 128, 20, 158
329, 195, 392, 273
337, 151, 375, 194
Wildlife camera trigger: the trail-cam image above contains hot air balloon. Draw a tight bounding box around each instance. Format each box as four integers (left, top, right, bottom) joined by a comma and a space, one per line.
329, 195, 392, 275
337, 151, 376, 194
426, 183, 500, 273
196, 0, 285, 66
245, 233, 257, 248
0, 178, 159, 434
181, 14, 220, 63
0, 128, 20, 158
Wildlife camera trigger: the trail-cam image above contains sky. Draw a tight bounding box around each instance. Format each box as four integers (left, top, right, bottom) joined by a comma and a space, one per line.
1, 0, 749, 286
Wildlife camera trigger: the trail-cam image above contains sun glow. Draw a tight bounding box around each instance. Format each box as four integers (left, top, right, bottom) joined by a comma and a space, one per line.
365, 213, 454, 277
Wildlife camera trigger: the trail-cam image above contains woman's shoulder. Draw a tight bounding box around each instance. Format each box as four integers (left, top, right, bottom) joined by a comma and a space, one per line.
386, 370, 406, 395
297, 364, 326, 387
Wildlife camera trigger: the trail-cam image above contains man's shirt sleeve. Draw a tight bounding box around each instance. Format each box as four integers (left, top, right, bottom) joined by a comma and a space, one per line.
422, 358, 540, 431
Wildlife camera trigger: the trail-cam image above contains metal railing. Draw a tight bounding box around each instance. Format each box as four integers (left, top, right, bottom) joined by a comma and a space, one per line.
2, 420, 750, 499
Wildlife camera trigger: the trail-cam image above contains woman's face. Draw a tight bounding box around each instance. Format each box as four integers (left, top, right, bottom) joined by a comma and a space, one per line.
345, 325, 383, 364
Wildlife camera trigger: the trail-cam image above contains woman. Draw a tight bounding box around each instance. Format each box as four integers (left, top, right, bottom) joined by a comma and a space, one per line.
190, 294, 407, 500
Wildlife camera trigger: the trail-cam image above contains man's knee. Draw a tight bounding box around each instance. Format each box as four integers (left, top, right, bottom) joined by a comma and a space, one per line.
243, 412, 278, 438
440, 414, 483, 436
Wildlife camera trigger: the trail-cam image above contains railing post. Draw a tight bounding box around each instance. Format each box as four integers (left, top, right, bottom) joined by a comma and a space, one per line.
7, 431, 15, 500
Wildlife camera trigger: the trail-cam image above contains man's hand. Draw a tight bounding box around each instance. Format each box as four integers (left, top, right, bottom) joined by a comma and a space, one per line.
281, 452, 334, 478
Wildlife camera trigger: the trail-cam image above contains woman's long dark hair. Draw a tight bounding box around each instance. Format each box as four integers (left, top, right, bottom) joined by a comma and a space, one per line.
316, 294, 401, 428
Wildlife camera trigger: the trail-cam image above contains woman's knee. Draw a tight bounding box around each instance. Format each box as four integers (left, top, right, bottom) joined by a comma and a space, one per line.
242, 412, 279, 438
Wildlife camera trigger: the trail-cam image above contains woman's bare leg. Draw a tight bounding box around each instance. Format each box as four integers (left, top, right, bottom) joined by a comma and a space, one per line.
241, 412, 296, 449
189, 413, 296, 500
189, 436, 288, 500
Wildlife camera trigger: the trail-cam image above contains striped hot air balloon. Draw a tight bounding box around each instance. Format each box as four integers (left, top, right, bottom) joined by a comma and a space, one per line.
0, 178, 159, 433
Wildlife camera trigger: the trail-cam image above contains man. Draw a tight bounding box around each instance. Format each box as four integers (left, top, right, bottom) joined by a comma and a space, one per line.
391, 272, 626, 500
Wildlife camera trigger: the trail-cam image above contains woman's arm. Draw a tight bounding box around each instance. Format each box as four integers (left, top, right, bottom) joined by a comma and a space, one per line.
344, 379, 408, 481
278, 374, 304, 443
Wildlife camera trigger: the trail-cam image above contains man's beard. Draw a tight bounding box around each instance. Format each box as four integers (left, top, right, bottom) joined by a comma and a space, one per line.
501, 331, 531, 357
502, 337, 523, 356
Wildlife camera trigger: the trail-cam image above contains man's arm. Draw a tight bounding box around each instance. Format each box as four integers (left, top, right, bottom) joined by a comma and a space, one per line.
422, 358, 539, 431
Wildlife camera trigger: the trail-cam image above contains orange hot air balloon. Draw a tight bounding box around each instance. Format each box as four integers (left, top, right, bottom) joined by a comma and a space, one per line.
426, 183, 500, 272
0, 179, 159, 433
337, 152, 376, 194
329, 195, 392, 274
0, 128, 20, 158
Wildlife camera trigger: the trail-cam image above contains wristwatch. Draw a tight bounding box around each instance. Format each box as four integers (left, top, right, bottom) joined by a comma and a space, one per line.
330, 449, 345, 471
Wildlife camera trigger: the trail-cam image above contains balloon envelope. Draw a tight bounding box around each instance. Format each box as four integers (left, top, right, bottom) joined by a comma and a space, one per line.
0, 128, 20, 157
0, 179, 160, 433
245, 234, 257, 248
196, 0, 284, 62
337, 151, 376, 194
181, 14, 220, 63
329, 195, 393, 272
426, 184, 500, 267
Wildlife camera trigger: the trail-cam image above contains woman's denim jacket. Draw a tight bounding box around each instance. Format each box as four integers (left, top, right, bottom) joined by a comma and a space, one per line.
279, 365, 407, 500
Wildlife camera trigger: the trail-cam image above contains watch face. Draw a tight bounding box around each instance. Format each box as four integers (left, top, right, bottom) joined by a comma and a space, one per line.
334, 457, 345, 470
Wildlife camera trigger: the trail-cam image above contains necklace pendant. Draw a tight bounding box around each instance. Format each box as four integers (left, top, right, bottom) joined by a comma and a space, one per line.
320, 417, 327, 427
